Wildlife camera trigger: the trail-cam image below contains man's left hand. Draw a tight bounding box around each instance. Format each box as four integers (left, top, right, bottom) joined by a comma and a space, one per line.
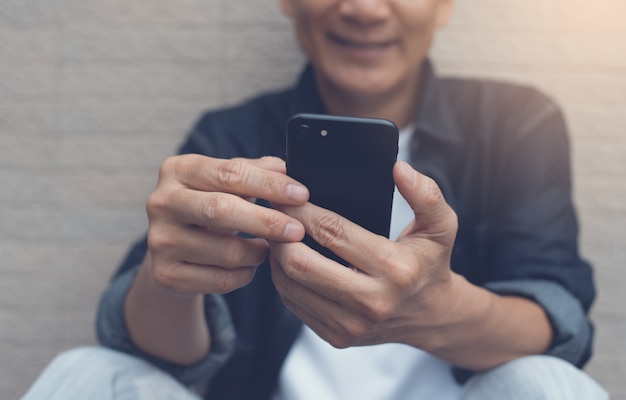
269, 161, 459, 350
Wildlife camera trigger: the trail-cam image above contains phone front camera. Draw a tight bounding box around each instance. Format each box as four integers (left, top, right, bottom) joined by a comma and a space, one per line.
296, 124, 312, 138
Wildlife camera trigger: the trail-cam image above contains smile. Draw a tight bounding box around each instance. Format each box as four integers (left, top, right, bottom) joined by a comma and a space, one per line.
327, 32, 396, 50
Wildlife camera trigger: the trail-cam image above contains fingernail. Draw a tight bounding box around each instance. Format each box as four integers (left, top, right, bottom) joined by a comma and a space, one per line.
283, 221, 304, 241
286, 184, 308, 201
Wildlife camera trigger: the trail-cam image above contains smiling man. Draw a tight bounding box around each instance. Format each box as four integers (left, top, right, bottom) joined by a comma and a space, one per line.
284, 0, 447, 129
23, 1, 608, 399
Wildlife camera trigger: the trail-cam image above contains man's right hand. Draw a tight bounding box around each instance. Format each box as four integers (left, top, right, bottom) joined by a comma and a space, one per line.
123, 154, 308, 365
144, 154, 309, 296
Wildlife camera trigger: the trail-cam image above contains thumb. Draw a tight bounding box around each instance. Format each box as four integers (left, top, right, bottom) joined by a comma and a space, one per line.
393, 161, 457, 244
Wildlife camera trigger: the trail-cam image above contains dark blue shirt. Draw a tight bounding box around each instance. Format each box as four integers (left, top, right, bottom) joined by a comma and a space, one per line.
97, 61, 595, 400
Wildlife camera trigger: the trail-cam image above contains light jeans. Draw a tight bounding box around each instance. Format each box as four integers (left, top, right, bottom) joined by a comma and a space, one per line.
461, 355, 608, 400
22, 346, 608, 400
21, 347, 202, 400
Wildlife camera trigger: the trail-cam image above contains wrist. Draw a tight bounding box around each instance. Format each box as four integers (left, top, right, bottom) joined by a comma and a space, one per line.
418, 274, 552, 370
125, 252, 210, 365
410, 272, 493, 355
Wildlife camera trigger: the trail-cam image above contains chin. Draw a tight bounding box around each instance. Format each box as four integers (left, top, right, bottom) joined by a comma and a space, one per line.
313, 59, 407, 101
336, 74, 400, 99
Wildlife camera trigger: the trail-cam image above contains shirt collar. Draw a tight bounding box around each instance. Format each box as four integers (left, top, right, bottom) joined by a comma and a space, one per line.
292, 65, 326, 115
292, 59, 464, 146
413, 59, 464, 145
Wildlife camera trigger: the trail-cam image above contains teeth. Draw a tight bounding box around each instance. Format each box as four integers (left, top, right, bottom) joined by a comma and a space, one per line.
353, 42, 383, 49
335, 36, 387, 48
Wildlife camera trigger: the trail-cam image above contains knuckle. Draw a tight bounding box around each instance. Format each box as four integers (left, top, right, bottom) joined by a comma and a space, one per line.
277, 293, 297, 314
445, 209, 459, 232
282, 250, 312, 280
215, 159, 247, 190
389, 261, 421, 293
362, 297, 394, 323
259, 211, 287, 235
335, 320, 369, 347
151, 262, 182, 292
259, 155, 277, 164
202, 194, 233, 225
212, 269, 254, 294
272, 264, 290, 293
158, 156, 178, 179
145, 191, 169, 219
271, 268, 288, 295
328, 335, 352, 349
272, 264, 296, 297
146, 229, 174, 254
341, 326, 362, 343
310, 213, 348, 248
220, 240, 247, 268
421, 176, 444, 208
270, 256, 305, 305
160, 155, 194, 180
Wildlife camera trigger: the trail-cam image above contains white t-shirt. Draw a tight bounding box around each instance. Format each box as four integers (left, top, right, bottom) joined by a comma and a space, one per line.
273, 125, 462, 400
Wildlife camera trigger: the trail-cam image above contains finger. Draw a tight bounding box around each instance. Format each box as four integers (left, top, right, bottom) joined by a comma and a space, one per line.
276, 202, 397, 276
149, 189, 305, 242
270, 240, 358, 296
246, 156, 287, 174
238, 157, 287, 202
287, 301, 377, 348
393, 161, 457, 243
269, 251, 370, 348
269, 241, 378, 310
164, 155, 308, 205
280, 294, 359, 348
151, 259, 257, 295
150, 224, 270, 268
269, 245, 349, 319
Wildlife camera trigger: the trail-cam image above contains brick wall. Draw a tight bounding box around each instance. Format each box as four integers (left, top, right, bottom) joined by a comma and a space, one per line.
0, 0, 624, 397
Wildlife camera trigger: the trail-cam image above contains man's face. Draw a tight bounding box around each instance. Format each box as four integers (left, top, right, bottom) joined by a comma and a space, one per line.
280, 0, 452, 98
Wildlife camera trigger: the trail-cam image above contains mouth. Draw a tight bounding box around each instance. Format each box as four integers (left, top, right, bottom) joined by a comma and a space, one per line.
327, 32, 396, 51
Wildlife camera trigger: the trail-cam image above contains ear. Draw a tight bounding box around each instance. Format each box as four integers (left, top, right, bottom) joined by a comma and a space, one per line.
435, 0, 454, 28
279, 0, 295, 18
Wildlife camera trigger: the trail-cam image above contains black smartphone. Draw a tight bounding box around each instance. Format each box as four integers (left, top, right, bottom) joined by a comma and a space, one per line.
286, 113, 399, 266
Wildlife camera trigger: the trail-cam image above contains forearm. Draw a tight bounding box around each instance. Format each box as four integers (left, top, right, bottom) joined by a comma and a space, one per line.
124, 252, 211, 366
420, 273, 552, 371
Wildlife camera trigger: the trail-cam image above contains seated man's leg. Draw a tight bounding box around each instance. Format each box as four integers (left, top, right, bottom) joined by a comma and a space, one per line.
22, 346, 202, 400
460, 355, 608, 400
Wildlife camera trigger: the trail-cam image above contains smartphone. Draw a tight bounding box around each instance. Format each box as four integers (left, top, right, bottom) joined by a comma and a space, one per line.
286, 113, 399, 266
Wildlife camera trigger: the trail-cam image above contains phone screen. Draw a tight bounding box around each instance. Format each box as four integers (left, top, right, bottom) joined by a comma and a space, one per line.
286, 113, 399, 265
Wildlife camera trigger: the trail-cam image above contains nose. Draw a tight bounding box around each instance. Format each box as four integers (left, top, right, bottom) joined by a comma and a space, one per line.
338, 0, 392, 26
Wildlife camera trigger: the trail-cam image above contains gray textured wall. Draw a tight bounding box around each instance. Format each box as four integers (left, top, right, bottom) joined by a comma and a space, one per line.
1, 0, 624, 398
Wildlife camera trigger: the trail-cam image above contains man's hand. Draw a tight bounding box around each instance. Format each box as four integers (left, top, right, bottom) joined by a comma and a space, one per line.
269, 160, 552, 370
269, 160, 457, 349
125, 154, 308, 365
145, 154, 308, 296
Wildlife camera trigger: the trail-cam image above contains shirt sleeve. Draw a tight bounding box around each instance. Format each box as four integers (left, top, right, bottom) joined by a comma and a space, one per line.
452, 278, 592, 383
451, 87, 596, 382
497, 96, 594, 348
96, 264, 237, 386
484, 279, 593, 364
483, 92, 596, 357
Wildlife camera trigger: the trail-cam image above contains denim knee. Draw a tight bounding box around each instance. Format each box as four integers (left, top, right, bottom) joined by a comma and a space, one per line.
22, 346, 202, 400
460, 355, 608, 400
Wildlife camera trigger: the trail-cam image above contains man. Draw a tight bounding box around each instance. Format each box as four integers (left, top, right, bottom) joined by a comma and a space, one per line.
23, 0, 607, 399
